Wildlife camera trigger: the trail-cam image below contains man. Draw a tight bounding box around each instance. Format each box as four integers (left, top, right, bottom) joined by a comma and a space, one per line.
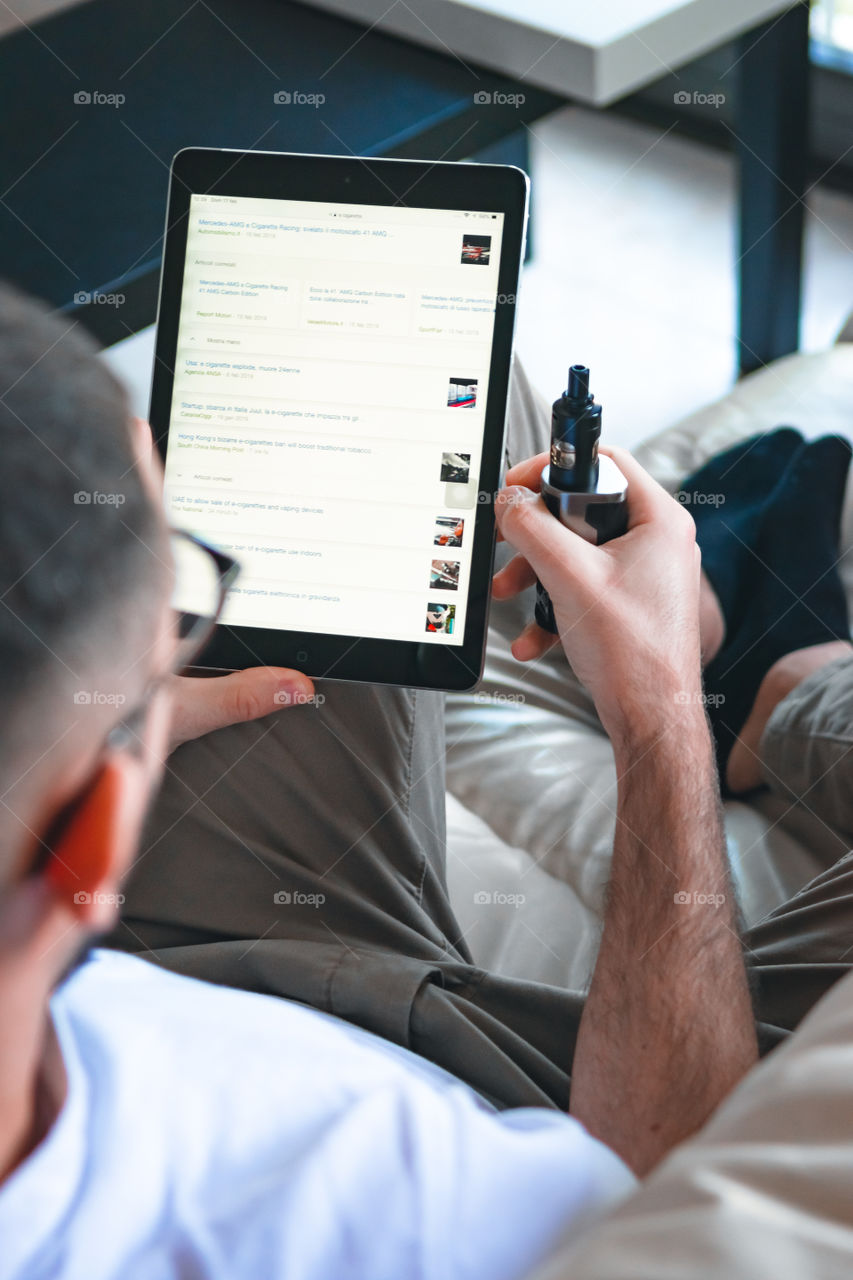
0, 281, 841, 1278
0, 285, 751, 1276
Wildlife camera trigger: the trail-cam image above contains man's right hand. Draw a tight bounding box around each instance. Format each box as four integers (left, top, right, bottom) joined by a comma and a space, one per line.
493, 445, 704, 748
495, 447, 758, 1175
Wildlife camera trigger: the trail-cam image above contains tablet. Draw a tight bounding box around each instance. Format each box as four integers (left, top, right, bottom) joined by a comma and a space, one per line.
150, 147, 529, 690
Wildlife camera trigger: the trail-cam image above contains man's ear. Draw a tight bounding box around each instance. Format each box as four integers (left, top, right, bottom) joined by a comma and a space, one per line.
44, 756, 144, 930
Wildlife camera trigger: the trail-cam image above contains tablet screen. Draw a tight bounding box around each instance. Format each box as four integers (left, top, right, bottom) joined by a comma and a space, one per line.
162, 192, 505, 647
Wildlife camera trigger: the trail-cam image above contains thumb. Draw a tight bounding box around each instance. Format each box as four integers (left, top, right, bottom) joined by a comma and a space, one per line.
168, 667, 316, 752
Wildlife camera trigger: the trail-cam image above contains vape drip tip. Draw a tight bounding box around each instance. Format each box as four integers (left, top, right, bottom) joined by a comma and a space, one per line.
549, 363, 602, 493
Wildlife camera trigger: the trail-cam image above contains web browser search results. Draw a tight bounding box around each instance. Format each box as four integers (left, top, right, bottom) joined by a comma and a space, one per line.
163, 192, 505, 646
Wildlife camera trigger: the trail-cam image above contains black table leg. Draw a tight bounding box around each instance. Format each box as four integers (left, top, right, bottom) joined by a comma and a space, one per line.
735, 1, 811, 375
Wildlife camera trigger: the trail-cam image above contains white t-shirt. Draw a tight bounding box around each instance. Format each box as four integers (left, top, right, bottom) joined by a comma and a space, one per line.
0, 950, 635, 1280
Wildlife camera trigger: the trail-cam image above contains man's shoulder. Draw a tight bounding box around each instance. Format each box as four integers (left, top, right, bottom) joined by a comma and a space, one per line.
60, 948, 379, 1071
63, 947, 297, 1036
56, 948, 458, 1104
53, 950, 429, 1196
46, 951, 635, 1280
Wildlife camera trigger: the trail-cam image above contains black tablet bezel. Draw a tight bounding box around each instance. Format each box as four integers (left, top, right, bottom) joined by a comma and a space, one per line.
150, 147, 528, 690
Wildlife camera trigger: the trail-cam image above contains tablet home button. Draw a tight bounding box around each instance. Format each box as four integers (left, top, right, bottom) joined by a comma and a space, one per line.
297, 649, 309, 662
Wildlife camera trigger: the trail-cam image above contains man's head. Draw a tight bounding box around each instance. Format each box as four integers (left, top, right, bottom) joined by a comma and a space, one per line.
0, 282, 173, 986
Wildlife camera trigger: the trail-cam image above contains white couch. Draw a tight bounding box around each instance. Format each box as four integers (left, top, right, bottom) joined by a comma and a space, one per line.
444, 344, 853, 993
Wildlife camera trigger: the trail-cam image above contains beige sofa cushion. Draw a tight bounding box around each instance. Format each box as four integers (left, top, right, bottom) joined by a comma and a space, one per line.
530, 953, 853, 1279
634, 346, 853, 609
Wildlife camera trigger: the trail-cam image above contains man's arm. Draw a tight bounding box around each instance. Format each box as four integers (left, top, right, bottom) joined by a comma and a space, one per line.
569, 707, 755, 1175
493, 446, 757, 1177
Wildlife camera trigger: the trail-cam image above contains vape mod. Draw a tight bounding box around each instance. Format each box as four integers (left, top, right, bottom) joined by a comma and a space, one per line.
534, 364, 629, 634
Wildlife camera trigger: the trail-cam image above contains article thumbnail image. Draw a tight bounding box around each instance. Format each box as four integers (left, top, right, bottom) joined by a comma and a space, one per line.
439, 452, 471, 484
430, 560, 460, 591
426, 602, 456, 634
447, 378, 477, 409
434, 516, 464, 547
461, 234, 491, 265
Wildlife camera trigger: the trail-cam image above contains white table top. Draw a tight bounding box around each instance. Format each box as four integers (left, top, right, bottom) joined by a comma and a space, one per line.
305, 0, 796, 105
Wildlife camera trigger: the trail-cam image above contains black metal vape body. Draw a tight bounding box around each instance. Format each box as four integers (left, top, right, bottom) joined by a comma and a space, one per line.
534, 364, 629, 633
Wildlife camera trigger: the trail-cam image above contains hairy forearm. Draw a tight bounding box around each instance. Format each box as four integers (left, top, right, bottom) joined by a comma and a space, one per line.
570, 707, 758, 1176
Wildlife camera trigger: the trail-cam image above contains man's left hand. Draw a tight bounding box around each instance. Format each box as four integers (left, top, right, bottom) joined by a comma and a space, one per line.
168, 667, 316, 753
